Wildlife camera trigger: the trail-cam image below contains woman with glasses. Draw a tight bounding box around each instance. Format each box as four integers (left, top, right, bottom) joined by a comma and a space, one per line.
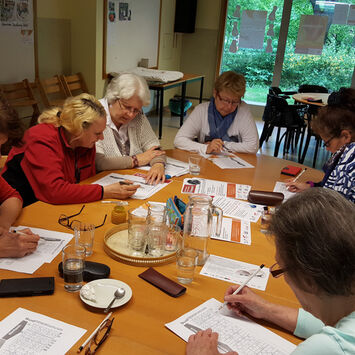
0, 97, 39, 257
286, 88, 354, 203
2, 93, 138, 207
187, 188, 355, 355
96, 73, 166, 184
174, 71, 259, 154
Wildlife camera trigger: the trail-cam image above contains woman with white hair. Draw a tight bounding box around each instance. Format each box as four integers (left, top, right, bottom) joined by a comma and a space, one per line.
96, 73, 166, 184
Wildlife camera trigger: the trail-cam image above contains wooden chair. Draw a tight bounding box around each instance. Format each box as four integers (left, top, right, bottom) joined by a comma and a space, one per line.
60, 72, 89, 96
0, 79, 40, 127
37, 75, 68, 108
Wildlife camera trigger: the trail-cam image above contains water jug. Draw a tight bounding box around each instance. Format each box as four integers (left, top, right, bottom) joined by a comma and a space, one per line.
183, 195, 223, 265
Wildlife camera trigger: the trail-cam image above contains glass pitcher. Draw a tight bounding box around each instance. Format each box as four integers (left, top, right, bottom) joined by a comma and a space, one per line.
183, 195, 223, 265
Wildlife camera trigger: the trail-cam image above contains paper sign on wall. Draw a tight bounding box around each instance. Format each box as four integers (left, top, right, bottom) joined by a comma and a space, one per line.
239, 10, 267, 49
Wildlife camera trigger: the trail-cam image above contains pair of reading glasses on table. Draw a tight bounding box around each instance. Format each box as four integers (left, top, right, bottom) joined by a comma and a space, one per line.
58, 205, 107, 231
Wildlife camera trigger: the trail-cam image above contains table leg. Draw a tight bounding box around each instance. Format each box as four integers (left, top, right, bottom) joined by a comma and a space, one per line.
180, 82, 187, 127
199, 77, 204, 103
155, 90, 159, 114
159, 89, 164, 139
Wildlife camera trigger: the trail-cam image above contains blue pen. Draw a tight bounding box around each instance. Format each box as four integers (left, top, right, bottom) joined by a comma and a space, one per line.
165, 174, 171, 180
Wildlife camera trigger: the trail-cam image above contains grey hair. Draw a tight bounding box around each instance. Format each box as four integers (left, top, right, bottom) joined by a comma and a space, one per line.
269, 188, 355, 296
105, 73, 150, 106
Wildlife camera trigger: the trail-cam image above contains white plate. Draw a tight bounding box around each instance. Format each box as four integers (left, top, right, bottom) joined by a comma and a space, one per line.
80, 279, 132, 309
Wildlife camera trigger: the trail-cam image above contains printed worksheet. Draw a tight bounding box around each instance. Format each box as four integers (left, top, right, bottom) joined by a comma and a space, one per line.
0, 227, 72, 274
200, 255, 269, 290
210, 156, 254, 169
0, 308, 86, 355
181, 178, 251, 201
212, 218, 251, 245
92, 173, 170, 199
166, 298, 296, 355
138, 157, 189, 177
273, 182, 296, 201
212, 196, 263, 223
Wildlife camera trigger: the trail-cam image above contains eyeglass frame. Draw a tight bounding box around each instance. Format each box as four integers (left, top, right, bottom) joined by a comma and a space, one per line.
118, 99, 141, 115
216, 92, 241, 106
269, 262, 286, 278
85, 317, 115, 355
322, 135, 337, 148
58, 205, 107, 231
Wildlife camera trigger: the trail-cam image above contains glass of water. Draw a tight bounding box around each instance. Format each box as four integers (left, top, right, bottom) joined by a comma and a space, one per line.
176, 248, 198, 284
62, 244, 86, 292
188, 153, 201, 175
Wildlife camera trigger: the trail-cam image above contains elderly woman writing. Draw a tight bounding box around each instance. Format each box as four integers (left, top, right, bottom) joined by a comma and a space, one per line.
2, 93, 138, 206
174, 71, 259, 154
287, 88, 354, 202
187, 188, 355, 354
96, 73, 166, 184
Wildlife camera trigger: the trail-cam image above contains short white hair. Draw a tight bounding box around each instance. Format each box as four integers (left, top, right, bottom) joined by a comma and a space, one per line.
105, 73, 150, 106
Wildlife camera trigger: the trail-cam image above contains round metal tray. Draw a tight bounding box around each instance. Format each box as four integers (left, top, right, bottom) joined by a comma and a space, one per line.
104, 224, 177, 266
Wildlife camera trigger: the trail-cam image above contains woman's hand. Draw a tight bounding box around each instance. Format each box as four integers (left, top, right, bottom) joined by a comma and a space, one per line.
0, 227, 40, 258
206, 139, 224, 154
145, 163, 165, 185
285, 180, 311, 193
136, 146, 166, 166
186, 329, 238, 355
103, 182, 139, 199
224, 285, 271, 320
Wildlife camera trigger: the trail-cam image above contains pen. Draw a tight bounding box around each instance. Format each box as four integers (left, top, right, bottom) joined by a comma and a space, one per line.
286, 168, 307, 191
77, 312, 112, 353
230, 157, 245, 167
13, 230, 60, 242
219, 264, 265, 310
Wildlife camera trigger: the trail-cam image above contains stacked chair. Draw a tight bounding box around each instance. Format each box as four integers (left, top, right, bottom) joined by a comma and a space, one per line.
260, 87, 307, 158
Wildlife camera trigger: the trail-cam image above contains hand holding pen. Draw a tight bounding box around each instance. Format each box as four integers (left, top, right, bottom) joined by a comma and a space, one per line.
286, 168, 309, 192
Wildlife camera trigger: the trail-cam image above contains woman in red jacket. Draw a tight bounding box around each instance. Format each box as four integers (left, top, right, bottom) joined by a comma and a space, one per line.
2, 93, 138, 207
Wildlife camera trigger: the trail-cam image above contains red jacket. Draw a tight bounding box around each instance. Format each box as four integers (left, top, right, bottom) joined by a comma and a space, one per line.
2, 123, 103, 206
0, 176, 22, 203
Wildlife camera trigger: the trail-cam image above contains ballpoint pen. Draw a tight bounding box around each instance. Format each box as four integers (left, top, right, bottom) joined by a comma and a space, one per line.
286, 168, 307, 191
230, 156, 245, 166
219, 264, 265, 310
13, 230, 61, 242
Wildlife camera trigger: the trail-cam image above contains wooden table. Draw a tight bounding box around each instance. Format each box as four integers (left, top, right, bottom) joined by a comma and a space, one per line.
292, 93, 329, 107
1, 150, 323, 354
149, 74, 205, 139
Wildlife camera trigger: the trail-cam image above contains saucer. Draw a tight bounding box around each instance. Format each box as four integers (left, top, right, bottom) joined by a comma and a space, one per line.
80, 279, 132, 309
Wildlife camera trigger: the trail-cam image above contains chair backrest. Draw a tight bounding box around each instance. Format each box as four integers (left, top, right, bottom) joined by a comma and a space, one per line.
0, 79, 40, 127
298, 84, 328, 93
60, 72, 88, 96
37, 75, 68, 108
269, 87, 282, 96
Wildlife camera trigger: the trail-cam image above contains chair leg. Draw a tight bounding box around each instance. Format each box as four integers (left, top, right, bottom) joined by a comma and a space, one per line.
312, 137, 321, 168
274, 127, 283, 157
259, 122, 270, 148
299, 128, 312, 164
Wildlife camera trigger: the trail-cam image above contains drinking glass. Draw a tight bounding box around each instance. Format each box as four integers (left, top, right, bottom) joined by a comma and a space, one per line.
176, 248, 198, 284
188, 154, 201, 175
127, 208, 147, 256
73, 221, 95, 257
62, 244, 86, 292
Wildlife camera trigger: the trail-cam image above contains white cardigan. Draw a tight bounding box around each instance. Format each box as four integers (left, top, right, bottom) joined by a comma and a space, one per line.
174, 101, 259, 154
95, 98, 164, 171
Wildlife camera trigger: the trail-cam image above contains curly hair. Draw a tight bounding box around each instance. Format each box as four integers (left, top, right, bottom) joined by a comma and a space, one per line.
312, 88, 355, 140
0, 96, 25, 147
214, 71, 246, 98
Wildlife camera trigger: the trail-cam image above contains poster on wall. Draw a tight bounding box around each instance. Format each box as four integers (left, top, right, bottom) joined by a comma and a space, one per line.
119, 2, 131, 21
295, 15, 327, 55
239, 10, 267, 49
0, 0, 32, 30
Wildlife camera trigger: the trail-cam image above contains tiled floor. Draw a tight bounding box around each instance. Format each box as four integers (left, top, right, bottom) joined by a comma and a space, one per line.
146, 107, 330, 170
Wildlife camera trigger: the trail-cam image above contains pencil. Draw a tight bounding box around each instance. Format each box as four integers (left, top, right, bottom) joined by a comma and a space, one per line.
219, 264, 265, 310
77, 312, 112, 353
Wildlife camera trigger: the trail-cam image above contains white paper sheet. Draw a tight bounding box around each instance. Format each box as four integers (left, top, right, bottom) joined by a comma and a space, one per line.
212, 196, 263, 223
137, 157, 189, 177
0, 308, 86, 355
333, 3, 349, 25
239, 10, 267, 49
295, 15, 327, 55
273, 181, 296, 201
92, 173, 170, 199
212, 218, 251, 245
0, 227, 73, 274
200, 255, 269, 290
210, 156, 254, 169
181, 178, 251, 201
166, 298, 296, 355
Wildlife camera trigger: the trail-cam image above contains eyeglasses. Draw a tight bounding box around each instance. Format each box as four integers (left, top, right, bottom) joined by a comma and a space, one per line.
85, 318, 114, 355
270, 262, 286, 278
323, 135, 336, 148
118, 99, 141, 115
216, 93, 240, 106
58, 205, 107, 231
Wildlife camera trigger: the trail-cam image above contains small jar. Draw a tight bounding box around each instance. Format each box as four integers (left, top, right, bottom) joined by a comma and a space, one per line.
111, 206, 127, 224
260, 206, 272, 233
